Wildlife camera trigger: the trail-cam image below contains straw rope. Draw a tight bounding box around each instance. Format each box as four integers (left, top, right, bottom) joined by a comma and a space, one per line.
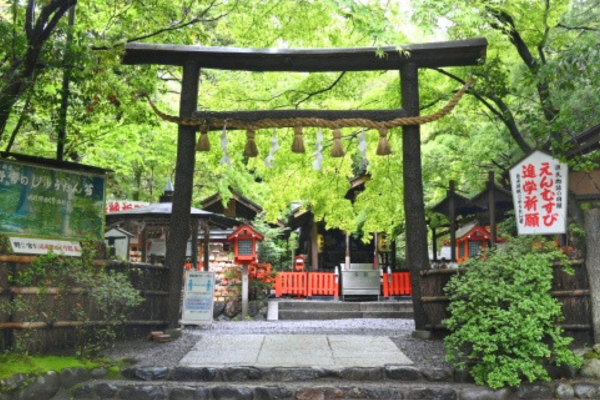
144, 78, 474, 130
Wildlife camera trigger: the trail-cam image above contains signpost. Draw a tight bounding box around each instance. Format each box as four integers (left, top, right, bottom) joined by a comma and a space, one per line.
181, 270, 214, 325
510, 150, 568, 235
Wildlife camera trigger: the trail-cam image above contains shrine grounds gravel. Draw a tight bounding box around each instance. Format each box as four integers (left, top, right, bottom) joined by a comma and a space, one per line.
103, 319, 451, 370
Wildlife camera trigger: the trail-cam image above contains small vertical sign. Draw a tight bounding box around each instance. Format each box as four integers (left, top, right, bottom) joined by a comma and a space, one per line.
509, 150, 568, 235
182, 270, 214, 325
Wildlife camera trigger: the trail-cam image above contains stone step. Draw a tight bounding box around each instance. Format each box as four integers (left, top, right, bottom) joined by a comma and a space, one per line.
71, 378, 593, 400
278, 310, 413, 320
118, 365, 453, 383
276, 300, 413, 320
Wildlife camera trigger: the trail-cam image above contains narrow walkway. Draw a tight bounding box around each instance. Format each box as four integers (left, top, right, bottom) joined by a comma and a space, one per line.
179, 334, 413, 367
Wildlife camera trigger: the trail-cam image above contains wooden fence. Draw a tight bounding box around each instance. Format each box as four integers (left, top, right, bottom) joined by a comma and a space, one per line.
382, 272, 412, 297
0, 255, 169, 353
419, 261, 593, 343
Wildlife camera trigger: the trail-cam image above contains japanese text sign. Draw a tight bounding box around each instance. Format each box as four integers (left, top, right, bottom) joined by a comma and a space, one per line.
509, 151, 568, 235
182, 271, 214, 325
0, 159, 105, 240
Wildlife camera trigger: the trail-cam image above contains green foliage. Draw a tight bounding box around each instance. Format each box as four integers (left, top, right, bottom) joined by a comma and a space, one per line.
5, 244, 142, 356
0, 354, 101, 382
443, 237, 582, 388
253, 215, 290, 270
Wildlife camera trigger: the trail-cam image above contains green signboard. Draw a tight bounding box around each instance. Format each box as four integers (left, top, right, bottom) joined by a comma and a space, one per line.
0, 159, 105, 240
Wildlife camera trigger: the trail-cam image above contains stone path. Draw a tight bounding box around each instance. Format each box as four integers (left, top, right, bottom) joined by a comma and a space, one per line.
179, 334, 413, 367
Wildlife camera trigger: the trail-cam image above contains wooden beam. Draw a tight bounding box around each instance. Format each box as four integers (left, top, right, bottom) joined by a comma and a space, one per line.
122, 38, 487, 71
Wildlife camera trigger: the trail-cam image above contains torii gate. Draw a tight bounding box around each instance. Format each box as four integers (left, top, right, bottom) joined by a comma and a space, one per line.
122, 38, 487, 332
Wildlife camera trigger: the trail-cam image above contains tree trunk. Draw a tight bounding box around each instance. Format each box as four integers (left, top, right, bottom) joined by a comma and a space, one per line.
584, 208, 600, 343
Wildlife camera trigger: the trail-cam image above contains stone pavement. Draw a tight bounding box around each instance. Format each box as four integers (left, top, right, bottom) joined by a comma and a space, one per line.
179, 334, 413, 368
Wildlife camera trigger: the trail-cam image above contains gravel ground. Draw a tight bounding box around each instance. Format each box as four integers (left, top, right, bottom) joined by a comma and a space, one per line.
103, 319, 451, 370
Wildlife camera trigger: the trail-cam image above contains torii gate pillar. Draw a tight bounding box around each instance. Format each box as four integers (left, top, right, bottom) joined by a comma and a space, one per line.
165, 60, 200, 328
401, 63, 428, 331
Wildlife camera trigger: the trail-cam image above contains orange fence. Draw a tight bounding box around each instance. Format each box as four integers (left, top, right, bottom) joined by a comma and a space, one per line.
275, 272, 308, 297
275, 272, 338, 298
382, 272, 412, 297
275, 271, 411, 299
307, 272, 339, 298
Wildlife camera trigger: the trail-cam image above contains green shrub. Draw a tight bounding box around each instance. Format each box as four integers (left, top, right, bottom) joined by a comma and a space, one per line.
5, 243, 142, 356
443, 236, 582, 388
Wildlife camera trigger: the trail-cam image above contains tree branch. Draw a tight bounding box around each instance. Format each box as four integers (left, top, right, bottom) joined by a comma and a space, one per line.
434, 68, 532, 154
25, 0, 35, 41
557, 23, 599, 32
294, 72, 347, 108
92, 0, 225, 50
5, 94, 32, 153
488, 7, 558, 122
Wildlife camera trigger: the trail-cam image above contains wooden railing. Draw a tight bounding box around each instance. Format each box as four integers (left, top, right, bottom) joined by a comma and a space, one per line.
382, 272, 412, 297
274, 272, 307, 297
307, 272, 339, 298
275, 271, 412, 299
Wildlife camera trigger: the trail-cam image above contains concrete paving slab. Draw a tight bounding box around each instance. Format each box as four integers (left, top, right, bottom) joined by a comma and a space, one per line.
178, 334, 413, 368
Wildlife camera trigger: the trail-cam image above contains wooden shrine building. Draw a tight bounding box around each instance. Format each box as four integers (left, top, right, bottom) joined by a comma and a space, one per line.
121, 38, 488, 330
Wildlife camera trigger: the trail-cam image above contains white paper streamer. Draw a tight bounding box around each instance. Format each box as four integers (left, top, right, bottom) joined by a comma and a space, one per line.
265, 130, 280, 167
219, 124, 231, 166
312, 129, 324, 171
358, 128, 369, 170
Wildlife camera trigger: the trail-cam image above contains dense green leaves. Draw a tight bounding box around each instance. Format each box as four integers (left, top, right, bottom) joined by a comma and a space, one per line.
444, 237, 582, 388
1, 0, 599, 236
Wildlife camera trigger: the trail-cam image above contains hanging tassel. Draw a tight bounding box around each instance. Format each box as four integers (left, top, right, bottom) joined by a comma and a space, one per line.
195, 128, 210, 152
291, 126, 305, 153
376, 127, 391, 155
244, 129, 258, 157
331, 128, 345, 157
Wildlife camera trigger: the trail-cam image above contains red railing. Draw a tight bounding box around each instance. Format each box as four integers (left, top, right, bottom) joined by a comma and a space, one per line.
275, 272, 307, 297
307, 272, 339, 298
382, 272, 412, 297
275, 272, 338, 298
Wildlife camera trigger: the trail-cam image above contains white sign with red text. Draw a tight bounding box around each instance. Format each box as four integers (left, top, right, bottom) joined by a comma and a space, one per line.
9, 237, 82, 256
105, 200, 149, 214
509, 151, 568, 235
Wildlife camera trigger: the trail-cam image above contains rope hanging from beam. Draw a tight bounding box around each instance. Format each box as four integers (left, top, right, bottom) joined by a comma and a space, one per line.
143, 78, 474, 131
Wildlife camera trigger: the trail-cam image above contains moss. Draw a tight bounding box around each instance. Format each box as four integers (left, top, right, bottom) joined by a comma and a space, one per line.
0, 354, 104, 381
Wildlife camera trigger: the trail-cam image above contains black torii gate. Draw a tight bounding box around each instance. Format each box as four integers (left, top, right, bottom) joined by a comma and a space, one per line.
122, 38, 487, 331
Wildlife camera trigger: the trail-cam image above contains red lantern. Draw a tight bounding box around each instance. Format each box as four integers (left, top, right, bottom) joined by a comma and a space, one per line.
227, 224, 264, 265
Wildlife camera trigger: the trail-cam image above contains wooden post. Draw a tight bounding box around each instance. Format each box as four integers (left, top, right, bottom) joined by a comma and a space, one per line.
401, 63, 429, 332
141, 227, 148, 263
431, 227, 438, 262
165, 60, 200, 329
345, 232, 350, 270
203, 223, 210, 272
242, 265, 249, 319
449, 180, 456, 262
191, 221, 199, 269
310, 215, 318, 271
488, 171, 497, 247
373, 232, 379, 269
391, 239, 397, 271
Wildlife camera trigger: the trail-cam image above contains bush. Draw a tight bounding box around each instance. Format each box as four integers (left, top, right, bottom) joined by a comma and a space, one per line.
5, 243, 142, 356
443, 237, 582, 388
